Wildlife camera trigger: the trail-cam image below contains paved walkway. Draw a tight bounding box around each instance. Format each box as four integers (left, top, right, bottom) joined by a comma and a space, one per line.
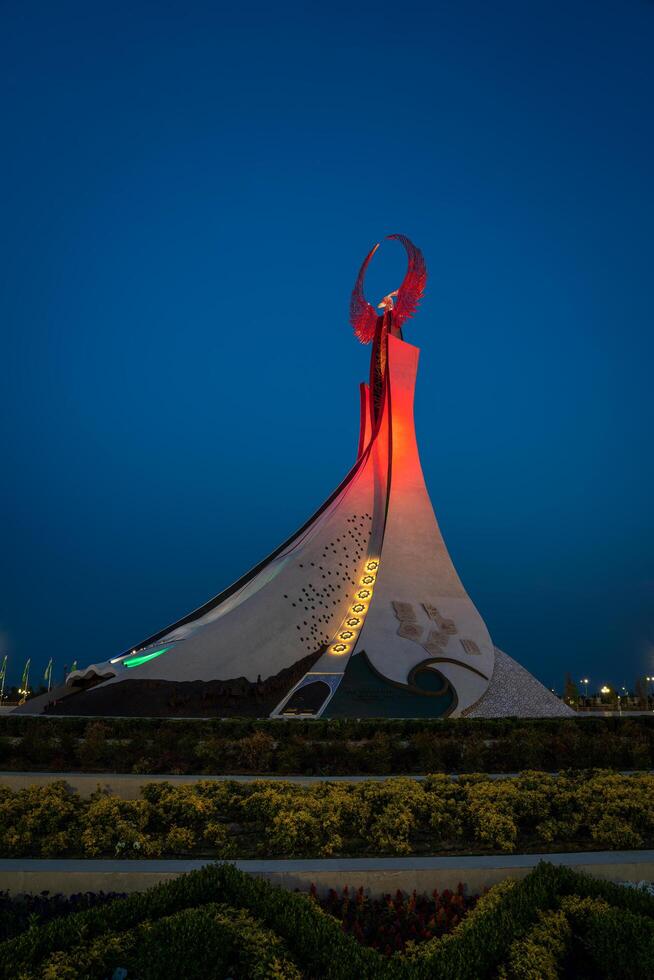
2, 851, 652, 896
1, 850, 653, 874
8, 710, 653, 717
1, 771, 458, 786
3, 770, 652, 803
2, 769, 652, 785
2, 769, 653, 804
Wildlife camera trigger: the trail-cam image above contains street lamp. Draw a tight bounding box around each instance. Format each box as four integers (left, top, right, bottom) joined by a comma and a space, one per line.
600, 685, 610, 695
580, 678, 589, 698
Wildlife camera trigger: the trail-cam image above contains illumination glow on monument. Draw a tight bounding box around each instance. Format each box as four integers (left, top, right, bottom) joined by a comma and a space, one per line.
22, 235, 573, 720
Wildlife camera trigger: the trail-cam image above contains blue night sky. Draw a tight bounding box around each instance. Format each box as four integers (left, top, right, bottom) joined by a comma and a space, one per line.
1, 1, 652, 693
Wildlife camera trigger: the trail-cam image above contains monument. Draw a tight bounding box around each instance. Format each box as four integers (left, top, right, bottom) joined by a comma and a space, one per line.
26, 236, 572, 718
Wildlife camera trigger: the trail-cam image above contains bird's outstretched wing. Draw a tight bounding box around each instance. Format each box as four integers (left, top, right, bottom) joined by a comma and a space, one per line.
388, 233, 427, 329
349, 242, 380, 344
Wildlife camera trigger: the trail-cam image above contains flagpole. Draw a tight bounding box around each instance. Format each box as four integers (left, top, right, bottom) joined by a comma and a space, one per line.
19, 658, 31, 705
44, 658, 53, 692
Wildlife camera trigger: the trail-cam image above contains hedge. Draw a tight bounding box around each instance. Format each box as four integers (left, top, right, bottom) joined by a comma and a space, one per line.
28, 904, 302, 980
0, 889, 123, 943
0, 863, 390, 980
1, 771, 653, 859
0, 716, 652, 775
2, 862, 653, 979
0, 883, 477, 951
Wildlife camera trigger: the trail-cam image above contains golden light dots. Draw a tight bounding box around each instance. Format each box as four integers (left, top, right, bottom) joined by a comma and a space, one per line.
327, 557, 379, 656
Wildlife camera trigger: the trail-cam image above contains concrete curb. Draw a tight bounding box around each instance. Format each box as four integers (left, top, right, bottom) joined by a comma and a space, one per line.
1, 851, 653, 897
1, 770, 652, 799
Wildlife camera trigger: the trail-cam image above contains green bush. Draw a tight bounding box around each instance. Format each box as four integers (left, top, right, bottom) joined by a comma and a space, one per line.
2, 862, 654, 980
1, 772, 654, 859
498, 908, 572, 979
0, 782, 81, 857
0, 863, 389, 980
28, 903, 301, 980
0, 715, 652, 775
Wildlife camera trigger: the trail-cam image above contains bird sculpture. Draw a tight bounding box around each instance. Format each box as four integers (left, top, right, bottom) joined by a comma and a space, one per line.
349, 233, 427, 421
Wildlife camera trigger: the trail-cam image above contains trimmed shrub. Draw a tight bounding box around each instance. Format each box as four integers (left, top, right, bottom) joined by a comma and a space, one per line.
0, 782, 81, 858
1, 862, 654, 980
29, 903, 301, 980
561, 893, 654, 979
0, 863, 392, 980
0, 890, 125, 943
0, 715, 652, 775
498, 908, 572, 979
2, 772, 654, 859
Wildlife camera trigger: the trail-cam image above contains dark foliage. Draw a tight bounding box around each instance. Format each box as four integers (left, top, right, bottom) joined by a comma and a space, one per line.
1, 863, 653, 979
0, 716, 652, 775
317, 882, 478, 954
0, 889, 125, 942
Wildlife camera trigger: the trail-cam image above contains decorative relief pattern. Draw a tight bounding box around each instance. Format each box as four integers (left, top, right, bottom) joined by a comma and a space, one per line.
423, 629, 449, 655
392, 601, 423, 641
392, 601, 416, 621
385, 600, 489, 704
392, 600, 462, 652
423, 603, 457, 635
397, 621, 423, 640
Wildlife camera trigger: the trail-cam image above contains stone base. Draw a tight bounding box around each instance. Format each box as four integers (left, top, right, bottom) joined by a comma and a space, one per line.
463, 649, 575, 718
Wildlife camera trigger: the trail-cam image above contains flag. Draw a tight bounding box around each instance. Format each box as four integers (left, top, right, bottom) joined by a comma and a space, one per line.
20, 658, 31, 701
70, 660, 78, 673
0, 656, 7, 698
44, 658, 53, 690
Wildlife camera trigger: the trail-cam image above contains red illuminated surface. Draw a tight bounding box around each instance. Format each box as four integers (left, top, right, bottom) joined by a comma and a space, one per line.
349, 234, 427, 345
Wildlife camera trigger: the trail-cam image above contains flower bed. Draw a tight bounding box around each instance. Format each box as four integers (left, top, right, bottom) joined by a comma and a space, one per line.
0, 862, 652, 978
319, 883, 478, 954
0, 883, 477, 952
1, 771, 653, 859
0, 716, 652, 775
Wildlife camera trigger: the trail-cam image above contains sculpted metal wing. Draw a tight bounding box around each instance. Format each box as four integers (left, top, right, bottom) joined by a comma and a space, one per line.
349, 235, 427, 344
387, 233, 427, 329
349, 242, 380, 344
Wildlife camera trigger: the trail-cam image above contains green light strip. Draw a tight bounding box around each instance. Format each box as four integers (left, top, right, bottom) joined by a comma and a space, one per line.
123, 646, 171, 668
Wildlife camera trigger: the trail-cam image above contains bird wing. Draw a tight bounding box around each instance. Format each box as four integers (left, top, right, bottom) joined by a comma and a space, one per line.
349, 242, 380, 344
388, 233, 427, 329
